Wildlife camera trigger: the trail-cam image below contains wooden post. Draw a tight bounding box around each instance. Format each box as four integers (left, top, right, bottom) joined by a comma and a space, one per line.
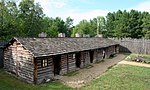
67, 54, 69, 73
34, 57, 37, 84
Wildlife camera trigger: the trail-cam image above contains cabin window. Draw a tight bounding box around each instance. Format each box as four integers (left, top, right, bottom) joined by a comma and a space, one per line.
73, 54, 76, 59
42, 59, 48, 67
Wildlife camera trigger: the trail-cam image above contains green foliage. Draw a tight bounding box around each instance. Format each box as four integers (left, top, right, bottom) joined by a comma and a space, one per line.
0, 0, 74, 40
0, 0, 19, 40
18, 0, 44, 37
71, 17, 106, 37
42, 17, 73, 37
0, 0, 45, 40
145, 31, 150, 39
81, 65, 150, 90
65, 17, 74, 37
106, 10, 150, 39
1, 0, 150, 40
125, 54, 150, 64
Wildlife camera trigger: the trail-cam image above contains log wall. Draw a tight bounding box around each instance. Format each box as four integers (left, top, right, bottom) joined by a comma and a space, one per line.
93, 49, 103, 63
60, 54, 68, 75
105, 46, 116, 58
60, 53, 76, 75
4, 41, 34, 83
80, 51, 90, 68
36, 57, 54, 84
3, 40, 119, 84
92, 45, 118, 63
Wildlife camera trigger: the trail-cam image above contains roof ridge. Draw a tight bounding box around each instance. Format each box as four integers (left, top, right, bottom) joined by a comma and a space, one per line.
7, 37, 119, 57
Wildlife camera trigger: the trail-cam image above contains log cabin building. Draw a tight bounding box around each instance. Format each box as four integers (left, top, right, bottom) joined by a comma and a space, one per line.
4, 37, 119, 84
0, 42, 7, 68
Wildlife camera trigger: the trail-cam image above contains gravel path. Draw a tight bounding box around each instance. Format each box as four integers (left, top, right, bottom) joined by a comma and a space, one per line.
58, 54, 126, 88
118, 60, 150, 68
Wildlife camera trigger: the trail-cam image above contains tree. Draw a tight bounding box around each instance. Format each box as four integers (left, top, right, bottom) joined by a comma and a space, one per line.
65, 17, 74, 37
113, 10, 130, 38
72, 16, 106, 37
141, 12, 150, 37
72, 20, 94, 37
0, 0, 7, 40
42, 17, 67, 37
106, 12, 115, 37
18, 0, 44, 37
105, 10, 145, 39
0, 0, 19, 40
128, 10, 143, 38
96, 16, 106, 36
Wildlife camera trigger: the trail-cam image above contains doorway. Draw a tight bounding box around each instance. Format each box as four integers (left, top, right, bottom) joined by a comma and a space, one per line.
102, 49, 106, 59
115, 45, 117, 53
90, 50, 94, 63
75, 52, 81, 68
53, 55, 61, 75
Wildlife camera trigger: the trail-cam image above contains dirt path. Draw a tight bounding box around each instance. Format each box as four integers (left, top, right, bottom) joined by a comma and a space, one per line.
118, 60, 150, 68
58, 54, 126, 88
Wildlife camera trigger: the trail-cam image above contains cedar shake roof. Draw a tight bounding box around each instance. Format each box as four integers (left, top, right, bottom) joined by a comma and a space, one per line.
13, 37, 119, 57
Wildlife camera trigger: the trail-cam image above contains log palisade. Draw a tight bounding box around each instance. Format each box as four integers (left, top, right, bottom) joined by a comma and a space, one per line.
4, 37, 119, 84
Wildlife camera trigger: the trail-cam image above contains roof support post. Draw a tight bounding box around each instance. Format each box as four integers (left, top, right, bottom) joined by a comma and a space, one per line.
33, 57, 37, 84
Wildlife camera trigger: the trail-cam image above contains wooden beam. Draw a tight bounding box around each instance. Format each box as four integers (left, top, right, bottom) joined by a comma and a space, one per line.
34, 57, 37, 84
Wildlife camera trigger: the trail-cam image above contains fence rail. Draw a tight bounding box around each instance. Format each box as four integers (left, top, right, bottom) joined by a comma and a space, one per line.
112, 38, 150, 54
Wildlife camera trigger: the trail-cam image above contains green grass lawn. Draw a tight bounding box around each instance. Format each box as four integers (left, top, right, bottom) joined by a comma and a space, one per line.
1, 61, 150, 90
81, 64, 150, 90
0, 69, 74, 90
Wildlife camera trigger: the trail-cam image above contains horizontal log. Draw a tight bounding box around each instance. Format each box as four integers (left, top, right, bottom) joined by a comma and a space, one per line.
37, 66, 52, 70
37, 70, 53, 74
37, 73, 54, 78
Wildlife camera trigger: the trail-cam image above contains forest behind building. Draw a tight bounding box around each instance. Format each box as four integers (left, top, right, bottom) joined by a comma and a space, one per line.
0, 0, 150, 40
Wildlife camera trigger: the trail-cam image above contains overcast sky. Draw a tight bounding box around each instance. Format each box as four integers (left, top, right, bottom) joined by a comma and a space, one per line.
18, 0, 150, 25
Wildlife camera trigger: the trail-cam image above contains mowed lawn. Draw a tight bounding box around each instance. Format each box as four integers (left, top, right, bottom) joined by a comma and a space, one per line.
81, 64, 150, 90
1, 64, 150, 90
0, 69, 74, 90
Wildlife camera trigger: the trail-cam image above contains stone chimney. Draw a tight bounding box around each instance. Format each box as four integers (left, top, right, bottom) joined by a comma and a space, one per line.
58, 33, 65, 37
38, 32, 47, 37
75, 33, 81, 37
83, 34, 90, 37
95, 34, 103, 37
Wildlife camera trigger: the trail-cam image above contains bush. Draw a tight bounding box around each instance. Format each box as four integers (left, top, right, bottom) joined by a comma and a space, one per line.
125, 54, 150, 64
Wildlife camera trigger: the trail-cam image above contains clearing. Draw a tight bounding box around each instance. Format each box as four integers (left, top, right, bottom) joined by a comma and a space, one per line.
59, 54, 126, 88
1, 53, 150, 90
81, 64, 150, 90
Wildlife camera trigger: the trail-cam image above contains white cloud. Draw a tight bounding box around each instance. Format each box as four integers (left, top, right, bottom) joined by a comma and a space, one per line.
60, 9, 110, 25
131, 1, 150, 12
17, 0, 67, 16
36, 0, 110, 25
35, 0, 67, 17
36, 0, 67, 8
16, 0, 109, 25
33, 0, 110, 25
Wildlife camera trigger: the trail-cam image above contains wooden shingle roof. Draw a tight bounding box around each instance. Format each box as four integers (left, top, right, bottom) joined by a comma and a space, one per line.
13, 37, 119, 57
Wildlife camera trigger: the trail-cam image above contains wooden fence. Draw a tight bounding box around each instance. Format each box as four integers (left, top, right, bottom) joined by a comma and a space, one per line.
112, 38, 150, 55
